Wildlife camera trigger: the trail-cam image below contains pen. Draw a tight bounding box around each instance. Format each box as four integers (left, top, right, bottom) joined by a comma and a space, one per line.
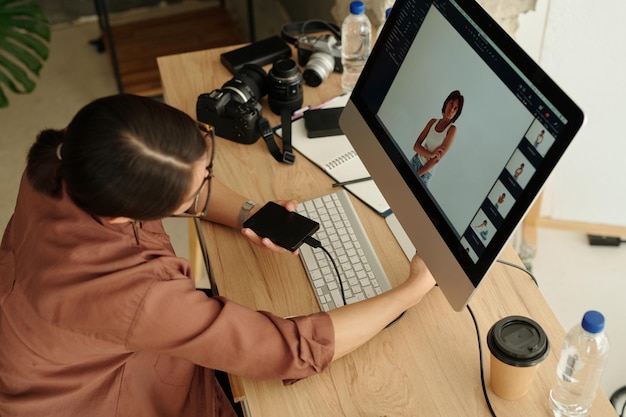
291, 105, 310, 121
332, 177, 372, 187
310, 93, 349, 111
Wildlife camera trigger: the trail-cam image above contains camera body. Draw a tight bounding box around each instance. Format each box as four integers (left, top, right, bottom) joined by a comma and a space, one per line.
197, 59, 304, 155
296, 34, 342, 86
197, 92, 262, 144
196, 64, 268, 144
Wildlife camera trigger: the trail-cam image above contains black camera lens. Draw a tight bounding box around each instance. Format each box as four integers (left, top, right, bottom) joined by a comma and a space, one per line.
222, 64, 268, 103
303, 52, 335, 87
268, 58, 304, 115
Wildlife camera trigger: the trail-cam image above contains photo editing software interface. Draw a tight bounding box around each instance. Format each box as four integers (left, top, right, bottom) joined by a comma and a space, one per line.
356, 0, 582, 286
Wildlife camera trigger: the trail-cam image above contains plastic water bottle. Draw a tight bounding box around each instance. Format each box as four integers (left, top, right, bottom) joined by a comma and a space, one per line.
341, 1, 372, 93
549, 310, 610, 417
374, 7, 392, 44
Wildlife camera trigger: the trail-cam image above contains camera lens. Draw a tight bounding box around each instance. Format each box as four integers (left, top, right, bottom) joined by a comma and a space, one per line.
302, 52, 335, 87
222, 64, 268, 103
268, 58, 304, 114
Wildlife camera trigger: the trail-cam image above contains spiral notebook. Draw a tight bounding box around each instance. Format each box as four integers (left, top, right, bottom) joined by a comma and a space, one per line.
276, 95, 392, 217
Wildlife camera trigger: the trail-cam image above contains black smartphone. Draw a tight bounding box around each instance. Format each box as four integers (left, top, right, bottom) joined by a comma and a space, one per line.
220, 36, 292, 74
304, 107, 344, 138
243, 202, 319, 252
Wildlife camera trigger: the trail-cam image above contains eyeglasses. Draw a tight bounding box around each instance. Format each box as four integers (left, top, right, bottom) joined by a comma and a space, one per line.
171, 122, 215, 218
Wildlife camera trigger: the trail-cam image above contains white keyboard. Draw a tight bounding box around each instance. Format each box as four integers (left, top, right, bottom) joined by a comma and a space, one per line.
296, 190, 392, 312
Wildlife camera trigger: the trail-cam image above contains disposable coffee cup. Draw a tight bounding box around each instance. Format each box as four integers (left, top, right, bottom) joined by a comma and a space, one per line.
486, 315, 549, 400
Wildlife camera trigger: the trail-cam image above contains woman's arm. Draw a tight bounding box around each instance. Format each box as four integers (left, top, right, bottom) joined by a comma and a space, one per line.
417, 125, 457, 175
327, 253, 436, 360
438, 125, 457, 156
200, 177, 259, 228
413, 119, 437, 157
417, 157, 439, 176
198, 177, 298, 254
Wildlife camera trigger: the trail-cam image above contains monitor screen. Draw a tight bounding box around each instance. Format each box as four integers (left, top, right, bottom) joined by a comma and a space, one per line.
339, 0, 584, 311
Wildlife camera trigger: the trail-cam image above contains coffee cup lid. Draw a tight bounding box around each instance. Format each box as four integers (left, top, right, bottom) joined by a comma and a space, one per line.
487, 315, 549, 367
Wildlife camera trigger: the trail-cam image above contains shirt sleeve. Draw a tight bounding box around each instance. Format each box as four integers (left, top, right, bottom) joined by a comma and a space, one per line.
127, 275, 335, 382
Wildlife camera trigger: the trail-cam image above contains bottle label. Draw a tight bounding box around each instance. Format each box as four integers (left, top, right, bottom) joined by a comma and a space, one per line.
559, 348, 581, 383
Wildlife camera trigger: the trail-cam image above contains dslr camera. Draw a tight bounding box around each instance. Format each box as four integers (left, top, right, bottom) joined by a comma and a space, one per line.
196, 64, 268, 144
197, 59, 304, 165
296, 34, 343, 87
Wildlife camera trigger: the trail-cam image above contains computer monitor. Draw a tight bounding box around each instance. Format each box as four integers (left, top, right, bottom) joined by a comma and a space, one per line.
339, 0, 584, 311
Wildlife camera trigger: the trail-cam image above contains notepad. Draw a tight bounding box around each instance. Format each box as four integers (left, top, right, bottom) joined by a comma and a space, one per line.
276, 95, 392, 217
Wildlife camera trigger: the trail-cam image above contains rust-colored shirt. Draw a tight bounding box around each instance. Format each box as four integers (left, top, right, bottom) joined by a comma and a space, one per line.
0, 175, 334, 416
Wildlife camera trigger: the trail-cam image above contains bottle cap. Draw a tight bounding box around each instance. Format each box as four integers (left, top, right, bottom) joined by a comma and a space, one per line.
581, 310, 605, 334
350, 1, 365, 15
487, 316, 549, 367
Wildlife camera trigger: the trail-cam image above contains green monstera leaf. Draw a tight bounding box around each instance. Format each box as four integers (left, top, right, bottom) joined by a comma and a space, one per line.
0, 0, 51, 108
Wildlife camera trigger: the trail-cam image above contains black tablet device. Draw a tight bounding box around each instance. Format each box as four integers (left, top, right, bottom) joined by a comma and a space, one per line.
243, 202, 319, 252
304, 107, 344, 138
220, 36, 291, 74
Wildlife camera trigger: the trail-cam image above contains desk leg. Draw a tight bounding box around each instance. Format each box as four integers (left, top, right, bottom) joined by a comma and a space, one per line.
522, 192, 543, 248
191, 218, 219, 295
246, 0, 255, 42
520, 192, 542, 269
228, 374, 251, 416
188, 218, 203, 283
93, 0, 124, 93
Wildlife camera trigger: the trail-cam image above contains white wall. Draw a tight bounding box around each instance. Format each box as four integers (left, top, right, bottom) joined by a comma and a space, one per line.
517, 0, 626, 399
517, 0, 626, 228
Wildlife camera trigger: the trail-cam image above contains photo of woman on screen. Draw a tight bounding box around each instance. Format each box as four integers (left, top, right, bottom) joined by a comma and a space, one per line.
410, 90, 464, 186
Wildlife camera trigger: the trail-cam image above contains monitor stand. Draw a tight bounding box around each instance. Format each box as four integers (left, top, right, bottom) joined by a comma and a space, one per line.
385, 213, 416, 260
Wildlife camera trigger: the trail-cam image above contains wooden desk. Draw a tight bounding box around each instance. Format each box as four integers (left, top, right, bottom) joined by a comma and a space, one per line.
157, 46, 617, 417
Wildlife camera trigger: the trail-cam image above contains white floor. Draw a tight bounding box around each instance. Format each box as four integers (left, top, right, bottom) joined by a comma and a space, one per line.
1, 18, 624, 408
532, 227, 626, 401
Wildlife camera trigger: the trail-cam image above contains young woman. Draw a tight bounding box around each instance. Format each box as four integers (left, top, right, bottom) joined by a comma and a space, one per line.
411, 90, 465, 186
0, 94, 436, 417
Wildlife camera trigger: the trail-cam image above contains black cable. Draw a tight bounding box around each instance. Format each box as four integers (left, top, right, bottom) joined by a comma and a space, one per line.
318, 245, 347, 307
467, 304, 499, 417
280, 20, 341, 46
610, 385, 626, 416
496, 258, 538, 286
301, 19, 341, 39
303, 236, 347, 306
467, 260, 539, 416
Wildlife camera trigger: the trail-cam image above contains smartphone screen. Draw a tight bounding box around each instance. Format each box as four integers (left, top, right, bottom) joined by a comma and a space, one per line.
243, 202, 320, 252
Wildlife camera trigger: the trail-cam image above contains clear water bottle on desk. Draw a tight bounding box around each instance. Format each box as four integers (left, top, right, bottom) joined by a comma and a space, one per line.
549, 310, 610, 417
341, 0, 372, 93
375, 7, 392, 43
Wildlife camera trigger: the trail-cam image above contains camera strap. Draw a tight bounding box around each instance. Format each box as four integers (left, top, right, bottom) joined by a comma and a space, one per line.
280, 20, 341, 46
258, 111, 295, 164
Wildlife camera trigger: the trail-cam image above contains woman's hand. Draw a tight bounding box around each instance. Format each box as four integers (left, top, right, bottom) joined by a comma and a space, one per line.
433, 146, 446, 160
240, 199, 301, 255
404, 252, 437, 297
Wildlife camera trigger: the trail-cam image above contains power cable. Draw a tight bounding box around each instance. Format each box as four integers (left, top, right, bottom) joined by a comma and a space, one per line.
468, 259, 539, 417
